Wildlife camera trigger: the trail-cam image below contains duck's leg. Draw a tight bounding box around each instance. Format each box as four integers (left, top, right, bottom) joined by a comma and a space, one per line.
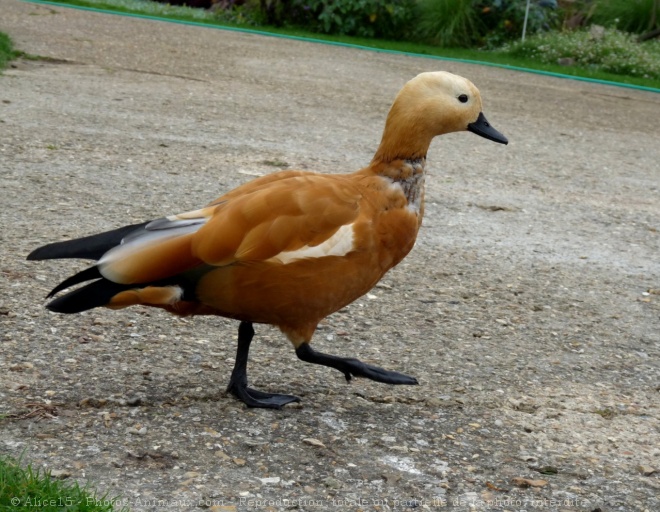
226, 321, 301, 408
296, 343, 418, 385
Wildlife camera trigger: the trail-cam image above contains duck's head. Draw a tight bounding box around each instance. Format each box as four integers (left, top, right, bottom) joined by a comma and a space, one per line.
373, 71, 508, 163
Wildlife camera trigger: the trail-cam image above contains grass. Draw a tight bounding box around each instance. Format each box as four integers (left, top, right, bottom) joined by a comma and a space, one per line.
20, 0, 660, 90
0, 453, 129, 511
0, 32, 18, 72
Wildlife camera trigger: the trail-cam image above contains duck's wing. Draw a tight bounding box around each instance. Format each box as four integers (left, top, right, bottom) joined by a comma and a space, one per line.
98, 173, 362, 285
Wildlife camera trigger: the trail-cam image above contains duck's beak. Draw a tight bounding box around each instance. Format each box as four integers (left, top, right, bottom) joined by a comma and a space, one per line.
468, 112, 508, 145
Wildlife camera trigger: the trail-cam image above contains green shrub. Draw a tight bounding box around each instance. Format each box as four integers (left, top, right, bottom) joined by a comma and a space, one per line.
590, 0, 657, 34
244, 0, 417, 39
479, 0, 561, 48
309, 0, 417, 38
416, 0, 561, 48
504, 27, 660, 78
417, 0, 485, 47
0, 31, 16, 71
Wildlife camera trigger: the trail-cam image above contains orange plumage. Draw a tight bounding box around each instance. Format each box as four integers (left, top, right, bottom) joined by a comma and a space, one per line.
28, 71, 507, 408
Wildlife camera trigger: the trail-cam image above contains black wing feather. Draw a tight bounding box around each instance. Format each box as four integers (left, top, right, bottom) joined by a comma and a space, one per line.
27, 221, 149, 262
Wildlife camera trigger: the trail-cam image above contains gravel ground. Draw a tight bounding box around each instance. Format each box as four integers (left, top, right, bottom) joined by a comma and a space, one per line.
1, 1, 659, 511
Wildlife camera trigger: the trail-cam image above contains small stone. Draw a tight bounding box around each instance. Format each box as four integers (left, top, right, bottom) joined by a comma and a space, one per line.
639, 465, 656, 476
323, 477, 342, 489
50, 469, 72, 480
125, 426, 147, 436
258, 477, 281, 485
302, 438, 326, 448
183, 471, 201, 479
511, 477, 547, 488
233, 458, 246, 466
215, 450, 231, 461
79, 397, 106, 408
125, 396, 142, 406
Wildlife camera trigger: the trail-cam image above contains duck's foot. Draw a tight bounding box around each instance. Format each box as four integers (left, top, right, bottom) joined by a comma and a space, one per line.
227, 378, 300, 409
296, 343, 418, 385
226, 321, 301, 409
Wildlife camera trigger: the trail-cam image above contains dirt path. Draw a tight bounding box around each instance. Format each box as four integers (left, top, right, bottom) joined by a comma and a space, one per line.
1, 1, 659, 510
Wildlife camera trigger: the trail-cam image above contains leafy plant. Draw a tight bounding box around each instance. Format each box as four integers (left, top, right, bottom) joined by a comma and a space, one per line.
0, 31, 17, 72
281, 0, 418, 39
505, 27, 660, 78
417, 0, 486, 47
417, 0, 561, 48
590, 0, 658, 34
479, 0, 561, 48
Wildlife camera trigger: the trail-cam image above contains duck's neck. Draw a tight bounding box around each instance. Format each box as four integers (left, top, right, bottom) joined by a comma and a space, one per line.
366, 157, 426, 214
360, 98, 436, 212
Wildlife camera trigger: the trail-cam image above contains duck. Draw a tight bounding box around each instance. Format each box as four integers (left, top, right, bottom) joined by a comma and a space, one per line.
28, 71, 507, 409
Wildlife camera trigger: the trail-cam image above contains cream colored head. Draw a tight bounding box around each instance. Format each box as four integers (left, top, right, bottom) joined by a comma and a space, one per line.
373, 71, 507, 163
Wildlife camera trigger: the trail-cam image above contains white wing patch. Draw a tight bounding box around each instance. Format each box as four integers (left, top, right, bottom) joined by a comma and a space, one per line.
272, 223, 355, 264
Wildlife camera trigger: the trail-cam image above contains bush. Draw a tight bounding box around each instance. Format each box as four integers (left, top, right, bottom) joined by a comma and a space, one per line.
416, 0, 560, 48
417, 0, 485, 47
302, 0, 418, 39
480, 0, 561, 47
237, 0, 417, 39
505, 27, 660, 78
0, 31, 16, 71
590, 0, 658, 34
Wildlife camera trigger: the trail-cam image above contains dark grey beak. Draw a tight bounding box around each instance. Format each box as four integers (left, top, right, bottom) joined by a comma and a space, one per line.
467, 112, 508, 145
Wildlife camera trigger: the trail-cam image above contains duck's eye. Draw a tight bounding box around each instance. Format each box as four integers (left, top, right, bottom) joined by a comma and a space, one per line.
458, 94, 469, 103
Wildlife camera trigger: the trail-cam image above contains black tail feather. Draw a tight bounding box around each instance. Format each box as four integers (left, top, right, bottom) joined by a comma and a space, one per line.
27, 221, 149, 261
47, 266, 103, 298
46, 279, 131, 314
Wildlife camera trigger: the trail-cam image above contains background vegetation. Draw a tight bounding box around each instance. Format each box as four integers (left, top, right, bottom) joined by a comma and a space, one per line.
48, 0, 660, 87
0, 31, 17, 72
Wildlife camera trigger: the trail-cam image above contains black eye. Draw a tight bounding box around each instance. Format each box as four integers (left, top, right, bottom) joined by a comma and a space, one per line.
458, 94, 469, 103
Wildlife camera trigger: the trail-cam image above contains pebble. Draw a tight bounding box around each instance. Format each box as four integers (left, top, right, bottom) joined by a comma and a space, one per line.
50, 469, 72, 479
323, 477, 342, 489
258, 477, 281, 485
639, 465, 656, 476
511, 477, 548, 488
125, 426, 148, 436
302, 438, 326, 448
125, 396, 142, 406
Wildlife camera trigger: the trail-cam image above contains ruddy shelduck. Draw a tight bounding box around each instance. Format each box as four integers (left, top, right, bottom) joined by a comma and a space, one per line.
28, 71, 507, 409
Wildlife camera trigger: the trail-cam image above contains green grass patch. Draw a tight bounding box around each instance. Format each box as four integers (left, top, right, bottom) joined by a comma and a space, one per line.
0, 453, 129, 511
0, 32, 18, 72
24, 0, 660, 90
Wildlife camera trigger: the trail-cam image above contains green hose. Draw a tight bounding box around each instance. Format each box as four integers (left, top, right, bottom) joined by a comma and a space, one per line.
25, 0, 660, 94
